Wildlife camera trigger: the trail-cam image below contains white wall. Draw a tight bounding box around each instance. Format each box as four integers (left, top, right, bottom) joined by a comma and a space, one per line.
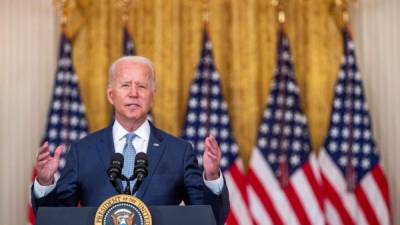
0, 0, 57, 224
0, 0, 399, 224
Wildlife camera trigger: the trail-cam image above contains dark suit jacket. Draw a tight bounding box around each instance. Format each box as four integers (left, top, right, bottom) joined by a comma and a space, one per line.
32, 122, 229, 225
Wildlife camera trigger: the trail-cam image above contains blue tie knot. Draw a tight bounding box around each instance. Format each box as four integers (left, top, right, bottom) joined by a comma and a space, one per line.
125, 133, 135, 143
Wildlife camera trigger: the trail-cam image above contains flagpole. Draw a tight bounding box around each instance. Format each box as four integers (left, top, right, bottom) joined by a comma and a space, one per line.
272, 0, 291, 188
333, 0, 358, 38
334, 0, 360, 192
272, 0, 286, 32
116, 0, 133, 31
202, 0, 210, 33
53, 0, 69, 34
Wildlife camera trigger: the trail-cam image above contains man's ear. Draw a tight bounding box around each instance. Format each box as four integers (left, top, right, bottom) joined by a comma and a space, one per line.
106, 88, 114, 105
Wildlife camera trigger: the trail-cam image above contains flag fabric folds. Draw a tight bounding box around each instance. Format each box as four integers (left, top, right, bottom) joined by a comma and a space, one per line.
123, 26, 136, 56
247, 30, 325, 225
28, 32, 89, 225
182, 29, 252, 225
318, 30, 391, 225
42, 33, 89, 152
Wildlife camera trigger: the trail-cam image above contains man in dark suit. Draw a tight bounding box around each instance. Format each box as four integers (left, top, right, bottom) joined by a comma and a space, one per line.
32, 56, 229, 225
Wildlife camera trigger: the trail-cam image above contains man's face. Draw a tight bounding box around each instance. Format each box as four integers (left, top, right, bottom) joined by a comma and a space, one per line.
107, 62, 154, 125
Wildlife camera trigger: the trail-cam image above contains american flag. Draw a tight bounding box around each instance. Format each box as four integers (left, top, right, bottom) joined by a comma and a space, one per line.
247, 31, 325, 225
28, 32, 89, 225
318, 30, 391, 225
123, 26, 136, 56
182, 30, 252, 225
122, 25, 154, 122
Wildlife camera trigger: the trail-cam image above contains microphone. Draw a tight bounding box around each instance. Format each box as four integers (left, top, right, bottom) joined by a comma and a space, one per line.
134, 152, 148, 181
107, 153, 124, 193
132, 152, 148, 195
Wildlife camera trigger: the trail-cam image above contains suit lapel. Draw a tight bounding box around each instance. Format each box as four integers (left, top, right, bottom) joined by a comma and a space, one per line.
96, 123, 115, 169
136, 122, 165, 199
96, 123, 124, 190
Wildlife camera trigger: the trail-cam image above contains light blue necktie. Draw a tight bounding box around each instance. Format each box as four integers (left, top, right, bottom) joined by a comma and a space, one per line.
122, 133, 136, 190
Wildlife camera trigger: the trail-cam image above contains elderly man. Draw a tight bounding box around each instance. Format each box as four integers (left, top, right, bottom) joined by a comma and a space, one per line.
32, 56, 229, 225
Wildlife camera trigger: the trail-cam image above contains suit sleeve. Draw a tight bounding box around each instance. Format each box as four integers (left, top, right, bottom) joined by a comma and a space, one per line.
31, 143, 80, 213
182, 143, 230, 225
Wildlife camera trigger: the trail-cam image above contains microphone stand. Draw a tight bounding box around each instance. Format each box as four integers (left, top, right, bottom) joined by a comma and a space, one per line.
131, 179, 142, 196
110, 178, 122, 194
120, 175, 132, 195
112, 174, 139, 195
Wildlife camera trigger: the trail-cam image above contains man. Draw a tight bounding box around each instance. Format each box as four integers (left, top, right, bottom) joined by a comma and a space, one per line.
32, 56, 229, 225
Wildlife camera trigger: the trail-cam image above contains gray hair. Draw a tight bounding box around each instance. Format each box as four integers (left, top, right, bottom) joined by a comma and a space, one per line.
108, 56, 156, 90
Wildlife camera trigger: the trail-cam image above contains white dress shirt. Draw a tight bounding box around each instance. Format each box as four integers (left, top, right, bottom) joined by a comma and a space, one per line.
34, 120, 224, 198
112, 119, 150, 155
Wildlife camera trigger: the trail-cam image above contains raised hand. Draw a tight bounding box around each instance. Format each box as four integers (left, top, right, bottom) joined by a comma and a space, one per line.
203, 135, 221, 181
34, 142, 63, 186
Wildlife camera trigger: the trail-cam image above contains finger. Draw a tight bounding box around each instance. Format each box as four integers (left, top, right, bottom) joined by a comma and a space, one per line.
38, 142, 49, 155
204, 145, 218, 157
204, 138, 220, 156
206, 151, 218, 160
53, 145, 64, 160
37, 158, 51, 167
207, 135, 219, 149
37, 151, 51, 161
204, 138, 211, 150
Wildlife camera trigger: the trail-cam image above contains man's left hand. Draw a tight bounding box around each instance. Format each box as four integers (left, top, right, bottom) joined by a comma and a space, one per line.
203, 135, 221, 180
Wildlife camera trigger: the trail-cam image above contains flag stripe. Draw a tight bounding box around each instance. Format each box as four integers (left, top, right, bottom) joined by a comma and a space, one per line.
320, 150, 363, 224
249, 149, 299, 225
360, 172, 390, 225
229, 163, 248, 200
285, 183, 312, 225
226, 212, 239, 225
355, 186, 380, 225
292, 165, 325, 225
325, 201, 343, 225
248, 169, 284, 225
322, 173, 355, 225
248, 187, 274, 225
225, 172, 253, 225
371, 166, 390, 210
303, 161, 324, 211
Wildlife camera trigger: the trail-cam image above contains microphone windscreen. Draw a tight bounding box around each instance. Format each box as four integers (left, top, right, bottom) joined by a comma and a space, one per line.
111, 153, 124, 166
135, 152, 147, 166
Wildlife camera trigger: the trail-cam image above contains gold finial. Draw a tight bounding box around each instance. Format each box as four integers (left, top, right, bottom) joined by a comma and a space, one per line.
202, 0, 210, 25
334, 0, 357, 29
278, 10, 286, 24
116, 0, 133, 24
272, 0, 286, 25
53, 0, 69, 25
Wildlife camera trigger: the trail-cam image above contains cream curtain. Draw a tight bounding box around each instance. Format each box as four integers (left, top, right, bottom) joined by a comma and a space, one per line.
0, 0, 58, 224
1, 0, 399, 224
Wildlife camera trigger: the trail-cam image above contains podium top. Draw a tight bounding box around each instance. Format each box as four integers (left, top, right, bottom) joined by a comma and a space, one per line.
36, 205, 217, 225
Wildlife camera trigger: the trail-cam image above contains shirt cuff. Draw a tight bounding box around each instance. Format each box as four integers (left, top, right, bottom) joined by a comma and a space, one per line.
203, 170, 224, 195
33, 174, 59, 198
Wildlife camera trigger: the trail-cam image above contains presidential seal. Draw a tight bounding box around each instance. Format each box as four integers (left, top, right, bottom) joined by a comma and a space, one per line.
94, 194, 152, 225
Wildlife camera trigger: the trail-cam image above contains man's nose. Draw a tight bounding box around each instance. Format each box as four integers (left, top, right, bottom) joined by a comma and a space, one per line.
128, 86, 139, 97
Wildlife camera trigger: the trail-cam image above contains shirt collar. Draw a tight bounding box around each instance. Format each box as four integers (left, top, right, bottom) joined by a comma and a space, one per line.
112, 119, 151, 142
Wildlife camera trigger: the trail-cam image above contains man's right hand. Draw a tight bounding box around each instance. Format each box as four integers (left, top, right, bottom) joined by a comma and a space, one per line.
34, 142, 63, 186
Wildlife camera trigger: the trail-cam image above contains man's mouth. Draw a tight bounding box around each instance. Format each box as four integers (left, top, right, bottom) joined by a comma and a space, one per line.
125, 103, 140, 108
